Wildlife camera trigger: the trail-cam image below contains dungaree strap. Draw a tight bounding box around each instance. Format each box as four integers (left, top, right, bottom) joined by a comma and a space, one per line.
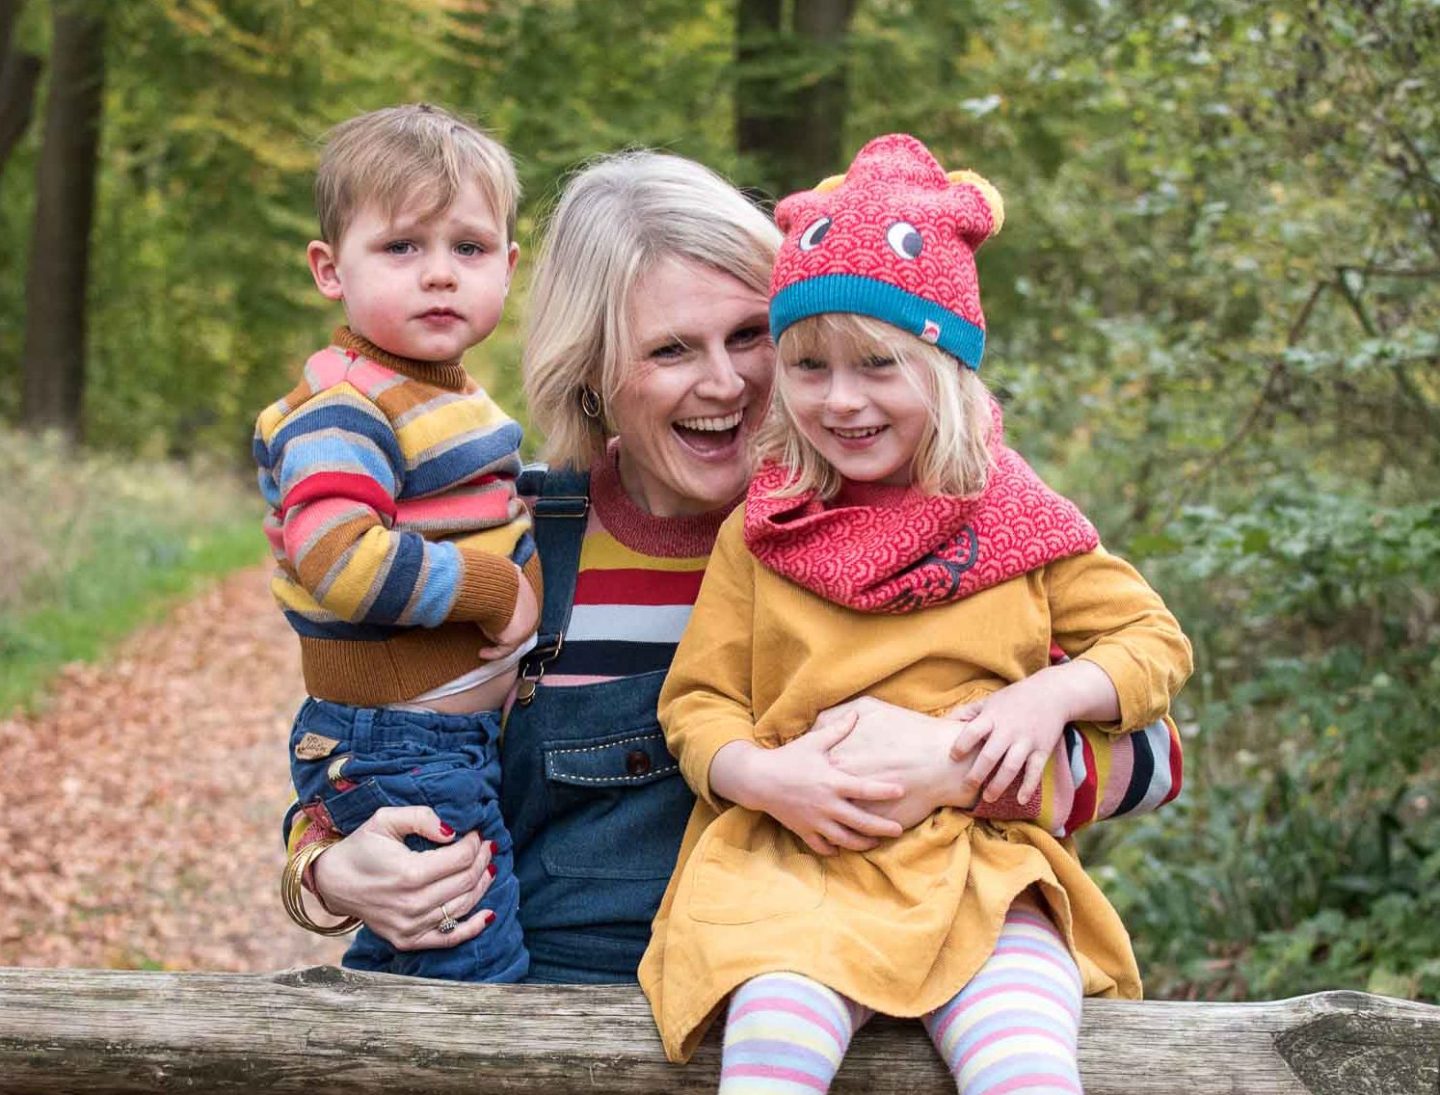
516, 464, 590, 695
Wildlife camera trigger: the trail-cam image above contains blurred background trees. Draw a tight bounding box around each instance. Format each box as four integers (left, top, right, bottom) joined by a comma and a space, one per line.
1, 0, 1436, 1001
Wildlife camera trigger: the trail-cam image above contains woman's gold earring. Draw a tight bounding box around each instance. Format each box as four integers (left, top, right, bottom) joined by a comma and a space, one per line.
579, 385, 603, 420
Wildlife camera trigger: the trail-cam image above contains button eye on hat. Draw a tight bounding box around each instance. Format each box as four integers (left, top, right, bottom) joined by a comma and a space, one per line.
799, 217, 832, 251
886, 222, 923, 259
769, 133, 1004, 371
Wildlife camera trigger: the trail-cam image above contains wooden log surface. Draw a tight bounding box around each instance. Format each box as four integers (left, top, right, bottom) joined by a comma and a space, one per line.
0, 965, 1437, 1094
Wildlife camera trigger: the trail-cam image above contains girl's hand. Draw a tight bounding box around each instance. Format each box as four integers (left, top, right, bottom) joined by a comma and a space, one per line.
950, 661, 1122, 806
709, 718, 904, 856
813, 696, 979, 828
310, 806, 498, 951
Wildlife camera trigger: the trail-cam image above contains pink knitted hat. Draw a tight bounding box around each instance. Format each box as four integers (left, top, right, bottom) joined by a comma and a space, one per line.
769, 133, 1004, 370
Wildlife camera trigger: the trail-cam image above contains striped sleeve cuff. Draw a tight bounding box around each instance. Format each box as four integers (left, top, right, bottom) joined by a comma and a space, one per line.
453, 548, 521, 635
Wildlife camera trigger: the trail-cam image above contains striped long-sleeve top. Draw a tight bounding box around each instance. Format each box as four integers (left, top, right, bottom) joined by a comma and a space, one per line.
254, 326, 541, 707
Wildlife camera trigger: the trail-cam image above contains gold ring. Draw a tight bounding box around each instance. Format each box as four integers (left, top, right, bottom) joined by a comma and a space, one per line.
437, 902, 459, 935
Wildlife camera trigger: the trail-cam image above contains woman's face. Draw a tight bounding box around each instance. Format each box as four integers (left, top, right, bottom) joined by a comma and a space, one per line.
608, 256, 774, 516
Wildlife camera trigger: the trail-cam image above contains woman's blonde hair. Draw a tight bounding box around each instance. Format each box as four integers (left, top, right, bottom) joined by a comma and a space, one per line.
523, 150, 782, 468
757, 313, 994, 499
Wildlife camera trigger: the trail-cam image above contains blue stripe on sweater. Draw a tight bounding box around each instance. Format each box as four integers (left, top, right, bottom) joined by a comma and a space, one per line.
407, 539, 464, 627
270, 400, 404, 476
281, 609, 402, 642
406, 427, 523, 496
368, 532, 426, 623
279, 431, 399, 498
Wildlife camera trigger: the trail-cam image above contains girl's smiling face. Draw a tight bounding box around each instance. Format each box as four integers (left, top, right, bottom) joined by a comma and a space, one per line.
780, 332, 934, 487
606, 256, 774, 516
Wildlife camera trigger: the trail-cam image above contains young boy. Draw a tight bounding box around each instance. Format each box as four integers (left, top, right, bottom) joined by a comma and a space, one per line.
254, 103, 538, 982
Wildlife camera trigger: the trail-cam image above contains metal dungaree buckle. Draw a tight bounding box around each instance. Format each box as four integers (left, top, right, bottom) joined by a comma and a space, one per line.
514, 632, 565, 706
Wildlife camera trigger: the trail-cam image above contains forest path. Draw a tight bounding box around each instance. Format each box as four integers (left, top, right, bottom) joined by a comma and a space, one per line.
0, 565, 346, 970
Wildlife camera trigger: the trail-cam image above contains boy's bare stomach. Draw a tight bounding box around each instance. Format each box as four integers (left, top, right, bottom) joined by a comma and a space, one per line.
408, 666, 519, 715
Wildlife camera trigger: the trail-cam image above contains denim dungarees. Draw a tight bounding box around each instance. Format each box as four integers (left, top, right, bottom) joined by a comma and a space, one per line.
502, 466, 696, 983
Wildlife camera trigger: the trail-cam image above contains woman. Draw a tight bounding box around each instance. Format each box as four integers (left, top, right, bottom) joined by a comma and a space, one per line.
288, 151, 1182, 983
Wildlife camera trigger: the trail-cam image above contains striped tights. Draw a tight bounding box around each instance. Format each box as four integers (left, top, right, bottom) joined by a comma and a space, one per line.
716, 901, 1083, 1094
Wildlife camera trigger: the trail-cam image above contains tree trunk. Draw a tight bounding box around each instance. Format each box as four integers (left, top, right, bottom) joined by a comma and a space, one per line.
20, 0, 105, 437
735, 0, 858, 200
0, 0, 42, 176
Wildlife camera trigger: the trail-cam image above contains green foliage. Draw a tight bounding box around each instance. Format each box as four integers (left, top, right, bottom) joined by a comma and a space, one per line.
1086, 488, 1440, 1001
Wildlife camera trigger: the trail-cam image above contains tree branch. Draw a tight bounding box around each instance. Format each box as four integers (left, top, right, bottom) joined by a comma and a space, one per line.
1159, 280, 1331, 526
1336, 264, 1440, 280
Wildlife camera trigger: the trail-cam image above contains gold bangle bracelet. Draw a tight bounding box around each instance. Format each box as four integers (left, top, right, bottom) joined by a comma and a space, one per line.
281, 838, 362, 937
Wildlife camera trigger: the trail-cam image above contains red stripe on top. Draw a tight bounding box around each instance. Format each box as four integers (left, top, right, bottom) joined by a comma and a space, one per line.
1065, 731, 1098, 836
574, 567, 705, 606
280, 472, 398, 521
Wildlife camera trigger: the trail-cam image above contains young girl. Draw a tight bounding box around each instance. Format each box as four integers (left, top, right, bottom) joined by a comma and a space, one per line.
637, 134, 1193, 1093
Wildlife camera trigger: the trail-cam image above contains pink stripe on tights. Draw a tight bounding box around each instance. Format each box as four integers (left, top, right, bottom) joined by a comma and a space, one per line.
729, 997, 849, 1050
720, 1063, 831, 1091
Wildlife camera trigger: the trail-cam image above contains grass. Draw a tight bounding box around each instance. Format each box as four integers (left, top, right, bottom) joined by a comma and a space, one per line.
0, 428, 265, 714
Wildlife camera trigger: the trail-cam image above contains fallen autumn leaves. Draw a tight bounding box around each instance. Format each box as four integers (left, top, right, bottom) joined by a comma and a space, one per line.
0, 566, 347, 971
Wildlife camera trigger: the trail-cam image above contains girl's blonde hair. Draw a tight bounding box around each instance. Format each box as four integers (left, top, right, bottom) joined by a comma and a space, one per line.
523, 151, 781, 468
757, 313, 994, 499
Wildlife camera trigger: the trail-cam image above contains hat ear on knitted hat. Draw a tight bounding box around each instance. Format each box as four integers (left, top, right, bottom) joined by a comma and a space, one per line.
768, 133, 1005, 371
945, 169, 1005, 247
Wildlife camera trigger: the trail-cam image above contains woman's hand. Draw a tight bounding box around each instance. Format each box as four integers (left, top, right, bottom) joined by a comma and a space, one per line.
709, 719, 905, 856
310, 806, 498, 951
814, 696, 978, 829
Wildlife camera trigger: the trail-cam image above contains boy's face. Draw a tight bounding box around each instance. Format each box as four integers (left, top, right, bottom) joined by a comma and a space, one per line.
307, 180, 519, 362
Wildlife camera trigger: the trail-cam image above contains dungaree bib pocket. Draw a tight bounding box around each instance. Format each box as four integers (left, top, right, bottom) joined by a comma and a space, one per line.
540, 722, 691, 880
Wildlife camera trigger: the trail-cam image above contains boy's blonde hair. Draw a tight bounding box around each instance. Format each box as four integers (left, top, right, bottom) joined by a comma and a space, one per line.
315, 103, 519, 246
758, 313, 994, 499
523, 150, 782, 469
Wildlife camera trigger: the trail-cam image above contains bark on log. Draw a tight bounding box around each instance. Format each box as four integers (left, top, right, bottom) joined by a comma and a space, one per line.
0, 966, 1437, 1094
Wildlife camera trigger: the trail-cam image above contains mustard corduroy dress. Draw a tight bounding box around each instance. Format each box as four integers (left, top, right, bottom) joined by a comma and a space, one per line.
638, 508, 1193, 1063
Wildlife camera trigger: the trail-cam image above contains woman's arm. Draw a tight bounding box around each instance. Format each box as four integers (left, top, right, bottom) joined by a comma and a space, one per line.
814, 693, 1184, 839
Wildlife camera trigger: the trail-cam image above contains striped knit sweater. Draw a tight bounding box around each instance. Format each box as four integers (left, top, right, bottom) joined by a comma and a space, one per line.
254, 326, 541, 707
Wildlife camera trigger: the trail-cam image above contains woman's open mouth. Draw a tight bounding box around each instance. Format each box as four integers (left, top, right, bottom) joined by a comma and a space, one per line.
672, 410, 744, 457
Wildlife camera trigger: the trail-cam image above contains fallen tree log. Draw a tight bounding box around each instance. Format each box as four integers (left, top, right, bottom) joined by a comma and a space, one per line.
0, 965, 1437, 1093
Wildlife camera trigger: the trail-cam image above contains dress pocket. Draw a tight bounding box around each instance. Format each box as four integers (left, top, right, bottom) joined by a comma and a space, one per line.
687, 814, 825, 925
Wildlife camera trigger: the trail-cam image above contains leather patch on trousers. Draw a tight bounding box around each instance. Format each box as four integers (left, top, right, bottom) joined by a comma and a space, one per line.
295, 732, 341, 760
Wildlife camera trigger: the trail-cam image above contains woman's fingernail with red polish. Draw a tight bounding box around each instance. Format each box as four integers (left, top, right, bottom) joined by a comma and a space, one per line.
486, 863, 496, 879
483, 910, 496, 925
438, 822, 455, 837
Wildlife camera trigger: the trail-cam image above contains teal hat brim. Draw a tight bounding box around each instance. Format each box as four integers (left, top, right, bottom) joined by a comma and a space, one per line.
770, 274, 985, 370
